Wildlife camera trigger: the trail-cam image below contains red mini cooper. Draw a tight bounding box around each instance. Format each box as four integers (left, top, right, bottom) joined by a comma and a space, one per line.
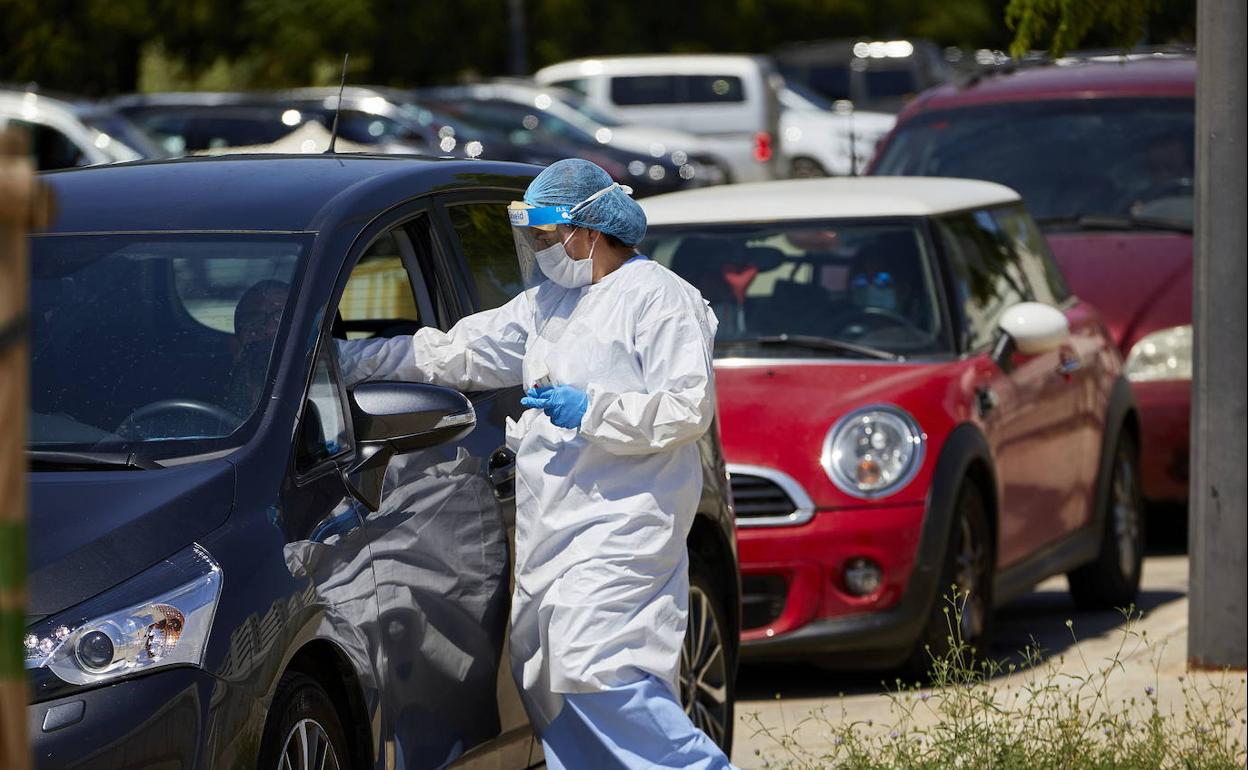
640, 177, 1143, 668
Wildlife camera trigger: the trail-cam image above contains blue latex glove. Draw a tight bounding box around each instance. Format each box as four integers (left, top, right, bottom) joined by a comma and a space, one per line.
521, 385, 589, 430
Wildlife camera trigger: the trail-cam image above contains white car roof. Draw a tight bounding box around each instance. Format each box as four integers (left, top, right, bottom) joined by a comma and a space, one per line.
641, 177, 1021, 225
537, 54, 766, 80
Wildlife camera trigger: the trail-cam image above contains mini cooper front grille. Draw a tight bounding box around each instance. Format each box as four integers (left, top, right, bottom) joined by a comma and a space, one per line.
731, 473, 797, 519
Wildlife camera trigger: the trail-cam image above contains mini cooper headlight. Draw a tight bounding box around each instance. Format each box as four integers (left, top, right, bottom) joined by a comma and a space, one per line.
1125, 325, 1192, 382
822, 406, 925, 498
24, 543, 222, 686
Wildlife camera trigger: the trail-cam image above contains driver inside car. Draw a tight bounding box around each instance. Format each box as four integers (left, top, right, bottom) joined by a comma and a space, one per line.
835, 234, 927, 343
224, 279, 289, 416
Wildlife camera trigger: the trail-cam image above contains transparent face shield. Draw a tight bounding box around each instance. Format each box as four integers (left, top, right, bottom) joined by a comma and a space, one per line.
508, 201, 573, 293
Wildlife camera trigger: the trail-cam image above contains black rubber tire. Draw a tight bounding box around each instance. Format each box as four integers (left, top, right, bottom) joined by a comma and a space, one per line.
256, 672, 350, 770
903, 481, 994, 678
1068, 431, 1145, 610
682, 553, 736, 754
789, 157, 828, 178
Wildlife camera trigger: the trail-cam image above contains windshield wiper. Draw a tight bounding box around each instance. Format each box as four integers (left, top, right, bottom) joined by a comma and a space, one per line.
27, 450, 162, 471
1035, 214, 1192, 234
718, 334, 901, 361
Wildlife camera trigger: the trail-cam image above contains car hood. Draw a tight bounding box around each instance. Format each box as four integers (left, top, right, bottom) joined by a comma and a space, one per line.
713, 358, 957, 504
27, 459, 236, 621
1045, 231, 1191, 350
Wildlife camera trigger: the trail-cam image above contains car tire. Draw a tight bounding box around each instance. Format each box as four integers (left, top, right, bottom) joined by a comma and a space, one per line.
904, 480, 994, 677
257, 672, 350, 770
681, 553, 735, 753
789, 157, 827, 178
1067, 430, 1145, 610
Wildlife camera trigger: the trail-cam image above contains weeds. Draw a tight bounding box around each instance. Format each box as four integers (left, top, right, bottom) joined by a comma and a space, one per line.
742, 594, 1247, 769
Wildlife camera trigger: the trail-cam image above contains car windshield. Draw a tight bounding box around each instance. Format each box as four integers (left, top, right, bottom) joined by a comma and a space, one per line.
873, 97, 1195, 227
29, 233, 307, 461
643, 221, 951, 359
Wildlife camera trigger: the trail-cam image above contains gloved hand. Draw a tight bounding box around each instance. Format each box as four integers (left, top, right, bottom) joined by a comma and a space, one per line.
521, 385, 589, 430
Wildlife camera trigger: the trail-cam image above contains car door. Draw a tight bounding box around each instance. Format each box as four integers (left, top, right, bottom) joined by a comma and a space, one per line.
330, 209, 522, 769
992, 204, 1105, 535
429, 192, 540, 768
937, 209, 1086, 569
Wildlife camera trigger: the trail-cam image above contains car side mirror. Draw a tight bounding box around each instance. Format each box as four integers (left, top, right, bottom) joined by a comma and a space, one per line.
993, 301, 1070, 366
341, 381, 476, 511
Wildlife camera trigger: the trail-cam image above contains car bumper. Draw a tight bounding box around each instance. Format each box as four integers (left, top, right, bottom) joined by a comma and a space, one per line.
1131, 379, 1190, 503
737, 502, 929, 661
29, 667, 245, 770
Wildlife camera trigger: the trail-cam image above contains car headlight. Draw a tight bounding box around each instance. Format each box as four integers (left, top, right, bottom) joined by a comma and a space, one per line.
24, 543, 222, 686
822, 405, 925, 498
1125, 325, 1191, 382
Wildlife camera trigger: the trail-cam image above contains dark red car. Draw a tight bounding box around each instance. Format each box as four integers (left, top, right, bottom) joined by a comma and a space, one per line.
870, 55, 1194, 506
640, 177, 1143, 668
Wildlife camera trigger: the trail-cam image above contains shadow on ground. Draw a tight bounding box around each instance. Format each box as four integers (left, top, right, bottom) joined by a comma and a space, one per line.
736, 546, 1187, 701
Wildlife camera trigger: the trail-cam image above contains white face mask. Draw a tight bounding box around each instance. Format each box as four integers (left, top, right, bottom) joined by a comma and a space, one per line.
535, 230, 596, 288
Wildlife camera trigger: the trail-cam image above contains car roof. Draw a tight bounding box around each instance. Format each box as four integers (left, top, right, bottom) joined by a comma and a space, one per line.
537, 54, 770, 80
39, 154, 538, 234
641, 177, 1019, 226
903, 56, 1195, 116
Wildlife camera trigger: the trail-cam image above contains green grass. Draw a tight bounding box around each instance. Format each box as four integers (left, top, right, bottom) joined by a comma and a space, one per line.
743, 596, 1247, 770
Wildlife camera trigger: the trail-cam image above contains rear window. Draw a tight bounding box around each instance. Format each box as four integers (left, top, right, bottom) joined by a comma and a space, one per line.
610, 75, 746, 106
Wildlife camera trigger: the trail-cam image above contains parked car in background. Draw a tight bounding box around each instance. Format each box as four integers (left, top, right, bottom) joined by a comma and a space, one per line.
412, 86, 703, 197
772, 38, 954, 114
1, 88, 144, 170
778, 82, 896, 176
535, 54, 784, 183
111, 89, 432, 156
870, 54, 1194, 506
415, 80, 730, 186
640, 177, 1142, 671
26, 153, 740, 769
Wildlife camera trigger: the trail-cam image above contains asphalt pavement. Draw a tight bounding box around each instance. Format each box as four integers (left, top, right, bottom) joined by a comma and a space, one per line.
729, 551, 1247, 768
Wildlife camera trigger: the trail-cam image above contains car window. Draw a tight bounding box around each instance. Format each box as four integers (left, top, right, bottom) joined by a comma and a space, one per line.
937, 210, 1033, 351
611, 75, 681, 106
297, 343, 350, 472
29, 233, 307, 459
610, 74, 746, 106
337, 230, 422, 339
9, 119, 87, 170
992, 205, 1070, 305
552, 78, 590, 97
644, 220, 951, 358
873, 98, 1195, 227
445, 201, 526, 310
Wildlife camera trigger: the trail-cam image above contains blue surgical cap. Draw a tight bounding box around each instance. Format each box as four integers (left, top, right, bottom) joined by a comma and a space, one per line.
524, 158, 648, 246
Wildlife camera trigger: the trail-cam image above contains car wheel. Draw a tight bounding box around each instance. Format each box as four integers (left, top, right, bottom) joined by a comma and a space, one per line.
681, 554, 735, 753
257, 672, 349, 770
789, 157, 827, 178
905, 481, 994, 676
1067, 430, 1144, 609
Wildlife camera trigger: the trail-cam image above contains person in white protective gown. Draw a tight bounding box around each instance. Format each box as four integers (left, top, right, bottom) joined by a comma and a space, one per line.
337, 158, 738, 769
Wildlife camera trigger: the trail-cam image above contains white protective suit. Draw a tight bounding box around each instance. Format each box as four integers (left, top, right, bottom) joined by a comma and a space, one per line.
336, 257, 719, 729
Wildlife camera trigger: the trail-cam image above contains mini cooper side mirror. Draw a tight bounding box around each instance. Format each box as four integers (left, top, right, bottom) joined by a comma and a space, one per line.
993, 302, 1071, 366
341, 381, 476, 511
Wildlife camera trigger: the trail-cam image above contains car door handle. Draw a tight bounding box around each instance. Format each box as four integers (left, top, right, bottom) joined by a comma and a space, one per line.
489, 447, 517, 501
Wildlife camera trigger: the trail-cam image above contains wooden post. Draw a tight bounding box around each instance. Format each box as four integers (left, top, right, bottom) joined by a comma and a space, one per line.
0, 128, 54, 770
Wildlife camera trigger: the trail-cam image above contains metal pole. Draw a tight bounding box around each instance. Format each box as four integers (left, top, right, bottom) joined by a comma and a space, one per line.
508, 0, 529, 77
1189, 0, 1247, 669
0, 127, 53, 770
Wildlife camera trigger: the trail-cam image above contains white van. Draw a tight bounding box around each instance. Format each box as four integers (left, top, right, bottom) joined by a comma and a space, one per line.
535, 54, 784, 183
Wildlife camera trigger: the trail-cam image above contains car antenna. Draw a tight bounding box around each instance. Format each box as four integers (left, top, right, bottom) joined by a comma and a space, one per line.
326, 53, 349, 154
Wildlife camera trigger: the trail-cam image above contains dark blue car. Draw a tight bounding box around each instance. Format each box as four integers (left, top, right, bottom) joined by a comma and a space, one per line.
25, 154, 740, 769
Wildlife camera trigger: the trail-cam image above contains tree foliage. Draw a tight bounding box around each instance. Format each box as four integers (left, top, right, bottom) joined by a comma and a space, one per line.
1005, 0, 1167, 58
1, 0, 1192, 96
